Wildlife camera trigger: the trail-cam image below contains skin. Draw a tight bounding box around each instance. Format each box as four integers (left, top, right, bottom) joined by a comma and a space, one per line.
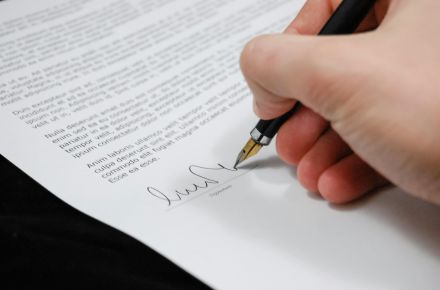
240, 0, 440, 205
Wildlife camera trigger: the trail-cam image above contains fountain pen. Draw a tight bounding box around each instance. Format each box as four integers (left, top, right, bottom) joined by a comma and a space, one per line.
234, 0, 376, 168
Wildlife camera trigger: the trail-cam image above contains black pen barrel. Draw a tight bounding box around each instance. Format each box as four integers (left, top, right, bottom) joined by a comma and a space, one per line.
255, 102, 302, 139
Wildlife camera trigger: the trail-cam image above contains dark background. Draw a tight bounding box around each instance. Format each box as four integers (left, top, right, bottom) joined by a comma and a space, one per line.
0, 154, 211, 289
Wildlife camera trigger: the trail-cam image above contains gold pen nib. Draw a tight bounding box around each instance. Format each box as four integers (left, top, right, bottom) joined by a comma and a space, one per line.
234, 139, 262, 169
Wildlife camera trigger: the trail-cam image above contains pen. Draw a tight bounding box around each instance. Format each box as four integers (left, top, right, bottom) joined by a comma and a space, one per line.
234, 0, 377, 168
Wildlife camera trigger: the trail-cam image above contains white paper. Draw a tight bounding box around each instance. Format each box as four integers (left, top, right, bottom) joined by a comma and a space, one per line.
1, 1, 439, 289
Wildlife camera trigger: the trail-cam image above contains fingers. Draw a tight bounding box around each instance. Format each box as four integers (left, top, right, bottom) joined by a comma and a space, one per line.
276, 108, 388, 203
318, 154, 389, 203
276, 107, 328, 165
297, 129, 352, 192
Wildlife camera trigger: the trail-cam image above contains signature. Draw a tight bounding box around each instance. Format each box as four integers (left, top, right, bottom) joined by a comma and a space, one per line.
147, 164, 238, 206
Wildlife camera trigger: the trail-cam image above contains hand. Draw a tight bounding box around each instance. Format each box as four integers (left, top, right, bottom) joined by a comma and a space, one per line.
240, 0, 440, 205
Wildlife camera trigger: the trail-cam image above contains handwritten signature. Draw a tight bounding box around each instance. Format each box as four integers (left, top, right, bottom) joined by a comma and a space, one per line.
147, 164, 238, 206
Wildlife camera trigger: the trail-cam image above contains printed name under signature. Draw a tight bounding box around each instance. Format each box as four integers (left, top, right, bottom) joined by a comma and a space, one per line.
147, 164, 239, 206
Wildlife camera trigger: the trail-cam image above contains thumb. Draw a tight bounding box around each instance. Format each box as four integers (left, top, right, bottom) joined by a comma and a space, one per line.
240, 33, 376, 122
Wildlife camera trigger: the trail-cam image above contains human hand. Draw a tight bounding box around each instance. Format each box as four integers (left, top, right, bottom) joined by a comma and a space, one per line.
240, 0, 440, 205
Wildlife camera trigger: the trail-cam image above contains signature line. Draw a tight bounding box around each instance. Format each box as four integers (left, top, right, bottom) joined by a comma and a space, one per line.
166, 165, 258, 211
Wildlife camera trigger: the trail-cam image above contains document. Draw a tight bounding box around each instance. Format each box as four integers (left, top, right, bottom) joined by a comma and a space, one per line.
1, 0, 439, 289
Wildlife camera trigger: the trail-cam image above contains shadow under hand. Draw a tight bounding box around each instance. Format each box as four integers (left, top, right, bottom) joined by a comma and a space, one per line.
239, 155, 299, 185
239, 155, 284, 170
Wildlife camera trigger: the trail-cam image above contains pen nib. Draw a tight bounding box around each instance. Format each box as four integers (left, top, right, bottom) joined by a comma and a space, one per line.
233, 139, 262, 169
